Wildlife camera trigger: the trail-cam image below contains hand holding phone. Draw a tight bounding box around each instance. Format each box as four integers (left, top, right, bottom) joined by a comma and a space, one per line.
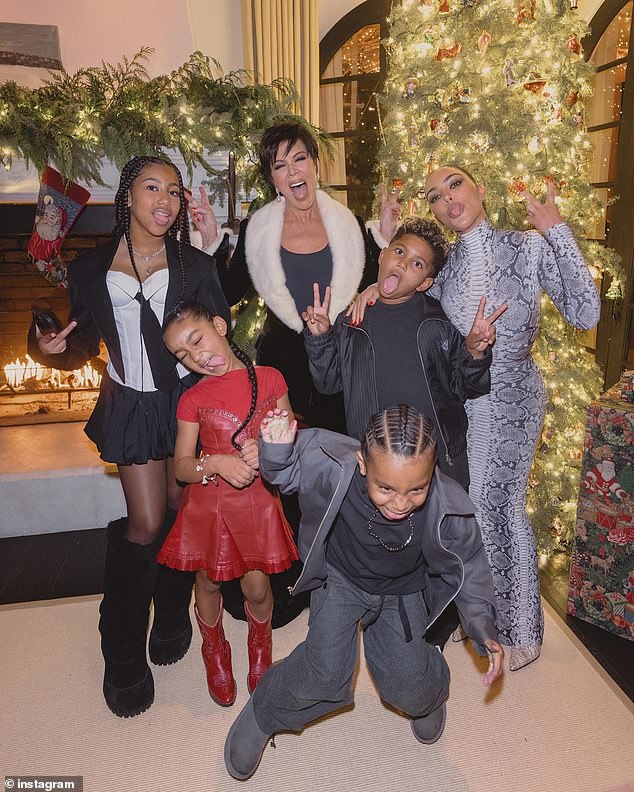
32, 306, 63, 335
31, 306, 77, 355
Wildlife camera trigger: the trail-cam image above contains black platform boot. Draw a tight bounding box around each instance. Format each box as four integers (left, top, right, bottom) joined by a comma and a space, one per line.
147, 509, 194, 666
149, 564, 194, 665
99, 518, 157, 718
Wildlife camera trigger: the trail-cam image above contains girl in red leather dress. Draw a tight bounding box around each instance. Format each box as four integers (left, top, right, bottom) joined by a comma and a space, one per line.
158, 301, 298, 706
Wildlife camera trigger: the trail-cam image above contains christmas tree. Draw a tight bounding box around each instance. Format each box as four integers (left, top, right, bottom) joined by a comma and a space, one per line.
376, 0, 623, 552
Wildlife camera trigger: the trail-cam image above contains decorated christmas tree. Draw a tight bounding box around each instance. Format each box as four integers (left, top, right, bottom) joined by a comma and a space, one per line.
376, 0, 623, 552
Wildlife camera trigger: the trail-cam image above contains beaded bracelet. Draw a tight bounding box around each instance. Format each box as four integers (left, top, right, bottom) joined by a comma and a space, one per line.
196, 452, 218, 486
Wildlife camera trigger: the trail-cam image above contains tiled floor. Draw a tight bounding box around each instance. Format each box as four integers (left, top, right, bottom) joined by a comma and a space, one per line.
1, 527, 632, 702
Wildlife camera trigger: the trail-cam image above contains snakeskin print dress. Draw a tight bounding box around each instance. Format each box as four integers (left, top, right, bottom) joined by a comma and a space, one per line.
429, 220, 600, 648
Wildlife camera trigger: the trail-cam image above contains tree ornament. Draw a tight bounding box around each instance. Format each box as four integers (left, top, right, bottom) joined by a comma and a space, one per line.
435, 43, 462, 61
438, 0, 450, 12
523, 72, 547, 93
503, 58, 518, 86
460, 87, 472, 103
468, 132, 492, 153
569, 0, 578, 9
478, 30, 492, 54
402, 78, 419, 99
527, 135, 545, 154
508, 177, 527, 198
566, 91, 579, 106
392, 178, 405, 190
515, 1, 536, 24
409, 125, 419, 147
567, 33, 582, 57
547, 102, 563, 124
430, 119, 449, 137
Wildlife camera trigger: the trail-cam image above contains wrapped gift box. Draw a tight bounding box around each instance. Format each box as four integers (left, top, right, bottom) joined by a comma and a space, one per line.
567, 380, 634, 641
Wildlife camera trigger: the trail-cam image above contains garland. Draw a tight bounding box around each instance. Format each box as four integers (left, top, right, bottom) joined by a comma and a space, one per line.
0, 48, 325, 202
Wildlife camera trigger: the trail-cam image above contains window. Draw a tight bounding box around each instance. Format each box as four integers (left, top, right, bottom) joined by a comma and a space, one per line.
319, 2, 389, 218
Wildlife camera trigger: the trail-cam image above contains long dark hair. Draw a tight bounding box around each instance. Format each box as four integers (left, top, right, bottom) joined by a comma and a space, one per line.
361, 405, 436, 461
163, 301, 258, 451
113, 155, 191, 303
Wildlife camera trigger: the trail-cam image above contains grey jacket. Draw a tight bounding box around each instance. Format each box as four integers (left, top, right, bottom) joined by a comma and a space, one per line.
260, 428, 498, 646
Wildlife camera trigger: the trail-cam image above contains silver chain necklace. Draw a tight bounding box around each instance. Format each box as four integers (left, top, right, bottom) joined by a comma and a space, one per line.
132, 243, 166, 275
367, 508, 414, 552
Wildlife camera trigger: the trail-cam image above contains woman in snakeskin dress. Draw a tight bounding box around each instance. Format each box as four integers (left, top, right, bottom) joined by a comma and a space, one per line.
424, 166, 600, 670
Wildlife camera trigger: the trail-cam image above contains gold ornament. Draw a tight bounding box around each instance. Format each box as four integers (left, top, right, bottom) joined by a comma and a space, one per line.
468, 132, 492, 153
478, 31, 491, 54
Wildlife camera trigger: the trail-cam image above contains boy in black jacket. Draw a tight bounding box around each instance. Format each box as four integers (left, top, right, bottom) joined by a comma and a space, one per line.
303, 217, 507, 491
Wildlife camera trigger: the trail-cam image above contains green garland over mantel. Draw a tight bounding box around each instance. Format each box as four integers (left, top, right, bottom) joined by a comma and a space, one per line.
0, 48, 323, 202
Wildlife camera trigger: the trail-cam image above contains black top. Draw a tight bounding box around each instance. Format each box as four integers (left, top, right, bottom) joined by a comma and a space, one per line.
363, 295, 435, 422
326, 468, 428, 595
280, 245, 333, 317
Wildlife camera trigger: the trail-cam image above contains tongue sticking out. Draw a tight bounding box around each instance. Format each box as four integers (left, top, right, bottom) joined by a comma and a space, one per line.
291, 182, 309, 200
382, 274, 400, 295
207, 355, 225, 369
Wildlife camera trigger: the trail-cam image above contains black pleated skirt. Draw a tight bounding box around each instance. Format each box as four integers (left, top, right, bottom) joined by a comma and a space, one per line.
85, 370, 198, 465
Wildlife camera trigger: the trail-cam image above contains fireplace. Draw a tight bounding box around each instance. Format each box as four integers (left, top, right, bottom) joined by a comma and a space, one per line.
0, 354, 102, 425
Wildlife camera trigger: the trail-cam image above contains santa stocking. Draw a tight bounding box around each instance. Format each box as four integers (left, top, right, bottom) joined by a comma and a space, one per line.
27, 166, 90, 288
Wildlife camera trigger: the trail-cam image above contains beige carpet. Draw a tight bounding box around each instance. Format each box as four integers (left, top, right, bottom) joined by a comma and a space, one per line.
1, 597, 633, 792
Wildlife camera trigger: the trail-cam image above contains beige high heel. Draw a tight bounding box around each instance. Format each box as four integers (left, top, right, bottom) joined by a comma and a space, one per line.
509, 645, 541, 671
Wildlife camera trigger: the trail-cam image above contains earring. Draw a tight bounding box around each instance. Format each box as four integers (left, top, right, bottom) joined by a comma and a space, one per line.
276, 190, 284, 203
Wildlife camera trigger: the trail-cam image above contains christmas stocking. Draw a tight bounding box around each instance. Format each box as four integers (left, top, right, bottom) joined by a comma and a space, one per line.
27, 166, 91, 288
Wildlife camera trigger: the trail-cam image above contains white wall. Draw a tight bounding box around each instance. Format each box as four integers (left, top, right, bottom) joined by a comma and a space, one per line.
0, 0, 196, 76
319, 0, 366, 39
0, 0, 257, 77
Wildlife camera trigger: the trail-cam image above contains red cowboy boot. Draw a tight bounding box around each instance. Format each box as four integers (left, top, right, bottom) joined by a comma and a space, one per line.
195, 602, 236, 706
245, 602, 273, 694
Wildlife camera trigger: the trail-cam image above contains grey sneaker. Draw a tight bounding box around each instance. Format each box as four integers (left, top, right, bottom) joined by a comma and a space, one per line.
411, 701, 447, 745
224, 696, 272, 780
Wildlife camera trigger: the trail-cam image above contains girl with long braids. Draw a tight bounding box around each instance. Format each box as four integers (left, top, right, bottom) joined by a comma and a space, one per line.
224, 405, 503, 782
28, 156, 230, 718
159, 301, 298, 706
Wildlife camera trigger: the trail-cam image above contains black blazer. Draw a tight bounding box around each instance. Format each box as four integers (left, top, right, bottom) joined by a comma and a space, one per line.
27, 234, 230, 385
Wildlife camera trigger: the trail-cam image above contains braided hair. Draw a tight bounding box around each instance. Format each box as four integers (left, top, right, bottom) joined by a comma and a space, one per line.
163, 301, 258, 451
113, 155, 191, 303
361, 405, 436, 462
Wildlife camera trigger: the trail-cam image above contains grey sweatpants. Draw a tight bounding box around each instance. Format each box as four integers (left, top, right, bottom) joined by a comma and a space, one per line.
253, 564, 450, 734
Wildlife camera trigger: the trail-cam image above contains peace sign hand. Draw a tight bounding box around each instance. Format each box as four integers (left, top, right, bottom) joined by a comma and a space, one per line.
302, 283, 332, 336
188, 185, 219, 248
520, 177, 563, 234
379, 182, 401, 243
465, 296, 508, 358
